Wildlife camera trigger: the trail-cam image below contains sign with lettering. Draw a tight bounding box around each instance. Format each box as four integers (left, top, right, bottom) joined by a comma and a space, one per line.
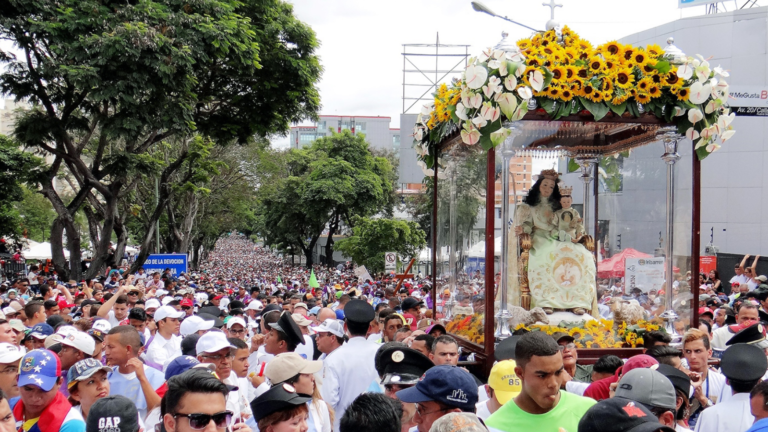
143, 254, 188, 276
625, 257, 665, 294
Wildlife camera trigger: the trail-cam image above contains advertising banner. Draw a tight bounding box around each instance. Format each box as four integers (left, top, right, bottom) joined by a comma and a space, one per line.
625, 257, 665, 293
143, 254, 188, 276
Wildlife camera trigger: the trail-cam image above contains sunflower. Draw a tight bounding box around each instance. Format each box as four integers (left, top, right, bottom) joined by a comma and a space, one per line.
576, 39, 593, 52
551, 66, 567, 83
601, 90, 613, 101
548, 87, 560, 98
603, 55, 620, 72
675, 87, 691, 101
637, 77, 654, 92
663, 71, 682, 87
648, 84, 661, 98
517, 38, 533, 51
631, 49, 650, 68
527, 57, 542, 68
563, 47, 579, 62
583, 83, 602, 102
622, 47, 635, 64
600, 41, 624, 58
642, 59, 658, 75
601, 78, 615, 94
543, 30, 558, 42
588, 56, 606, 73
565, 65, 579, 82
611, 93, 630, 105
576, 68, 590, 80
531, 33, 543, 47
636, 92, 652, 104
615, 68, 635, 89
570, 81, 583, 93
560, 87, 574, 102
645, 44, 663, 58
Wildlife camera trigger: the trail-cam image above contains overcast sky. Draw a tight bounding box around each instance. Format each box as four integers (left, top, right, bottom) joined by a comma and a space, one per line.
271, 0, 738, 148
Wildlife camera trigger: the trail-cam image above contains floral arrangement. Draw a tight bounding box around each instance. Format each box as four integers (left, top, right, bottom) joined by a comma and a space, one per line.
413, 26, 735, 170
444, 313, 485, 345
513, 318, 663, 348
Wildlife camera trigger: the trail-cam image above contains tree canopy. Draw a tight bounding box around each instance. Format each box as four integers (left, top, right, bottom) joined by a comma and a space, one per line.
0, 0, 321, 278
0, 135, 44, 240
335, 216, 426, 274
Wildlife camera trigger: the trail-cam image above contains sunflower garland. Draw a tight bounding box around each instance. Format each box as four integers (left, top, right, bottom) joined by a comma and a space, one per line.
512, 319, 663, 349
413, 26, 736, 174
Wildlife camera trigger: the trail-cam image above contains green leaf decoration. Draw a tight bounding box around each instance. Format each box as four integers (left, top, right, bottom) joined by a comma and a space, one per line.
578, 97, 610, 121
567, 158, 580, 173
652, 60, 672, 74
538, 97, 557, 115
609, 101, 627, 116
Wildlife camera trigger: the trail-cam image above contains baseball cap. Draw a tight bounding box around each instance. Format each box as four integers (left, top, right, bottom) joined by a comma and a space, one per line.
0, 343, 24, 364
265, 352, 323, 384
308, 306, 321, 316
18, 349, 61, 391
179, 316, 215, 337
8, 319, 24, 333
1, 307, 15, 316
29, 323, 54, 340
180, 299, 194, 308
430, 413, 487, 432
290, 313, 311, 327
87, 328, 106, 343
144, 299, 161, 310
615, 368, 676, 410
488, 360, 522, 404
247, 300, 264, 311
656, 364, 691, 398
60, 331, 96, 357
293, 302, 308, 311
315, 319, 345, 338
226, 317, 247, 329
401, 298, 424, 311
578, 398, 676, 432
67, 358, 112, 389
402, 313, 417, 331
164, 355, 215, 380
86, 395, 140, 432
181, 334, 201, 356
621, 354, 658, 374
396, 365, 478, 411
195, 331, 236, 355
92, 319, 112, 333
154, 305, 185, 322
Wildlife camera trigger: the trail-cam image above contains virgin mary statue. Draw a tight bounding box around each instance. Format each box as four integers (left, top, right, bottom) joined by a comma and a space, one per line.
513, 169, 597, 315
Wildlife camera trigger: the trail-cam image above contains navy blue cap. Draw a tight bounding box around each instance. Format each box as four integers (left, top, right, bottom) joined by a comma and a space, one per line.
335, 309, 345, 320
29, 323, 54, 340
165, 355, 201, 380
396, 365, 478, 411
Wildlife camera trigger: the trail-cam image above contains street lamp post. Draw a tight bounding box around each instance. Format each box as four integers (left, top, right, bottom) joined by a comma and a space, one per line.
470, 2, 541, 33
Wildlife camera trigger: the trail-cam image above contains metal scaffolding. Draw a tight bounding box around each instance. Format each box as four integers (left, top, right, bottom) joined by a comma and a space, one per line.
402, 34, 470, 114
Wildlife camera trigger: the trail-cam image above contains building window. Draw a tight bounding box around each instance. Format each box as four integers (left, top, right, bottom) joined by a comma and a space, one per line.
392, 134, 400, 147
356, 122, 366, 132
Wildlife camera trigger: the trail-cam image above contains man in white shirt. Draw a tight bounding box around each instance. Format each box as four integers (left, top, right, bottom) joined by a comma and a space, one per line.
321, 300, 379, 432
195, 331, 246, 421
97, 283, 132, 327
695, 344, 767, 432
712, 302, 760, 352
144, 305, 183, 371
683, 328, 726, 429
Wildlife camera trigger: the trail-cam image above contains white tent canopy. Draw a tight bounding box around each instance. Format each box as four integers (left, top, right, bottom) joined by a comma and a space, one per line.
466, 237, 502, 258
23, 242, 70, 260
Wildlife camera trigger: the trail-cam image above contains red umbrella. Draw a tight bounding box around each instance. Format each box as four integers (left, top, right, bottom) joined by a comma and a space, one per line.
597, 248, 653, 279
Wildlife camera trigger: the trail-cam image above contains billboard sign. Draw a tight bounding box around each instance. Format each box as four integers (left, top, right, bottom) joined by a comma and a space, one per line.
728, 85, 768, 116
143, 254, 188, 276
625, 257, 665, 293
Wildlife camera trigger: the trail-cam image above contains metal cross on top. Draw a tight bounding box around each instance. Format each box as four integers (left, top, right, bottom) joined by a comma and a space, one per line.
542, 0, 563, 20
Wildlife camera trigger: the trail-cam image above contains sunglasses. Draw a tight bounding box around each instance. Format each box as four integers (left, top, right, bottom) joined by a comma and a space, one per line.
182, 306, 191, 310
173, 411, 233, 430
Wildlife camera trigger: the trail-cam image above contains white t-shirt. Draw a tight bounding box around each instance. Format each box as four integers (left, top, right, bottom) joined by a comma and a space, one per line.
107, 310, 123, 328
475, 400, 493, 421
730, 274, 747, 285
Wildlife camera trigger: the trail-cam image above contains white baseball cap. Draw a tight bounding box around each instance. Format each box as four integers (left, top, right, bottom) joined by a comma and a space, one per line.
315, 319, 345, 338
92, 319, 112, 333
161, 297, 174, 306
0, 343, 23, 364
56, 326, 79, 337
226, 317, 247, 329
195, 331, 236, 355
291, 313, 311, 327
247, 300, 264, 311
180, 316, 215, 337
60, 331, 96, 356
154, 306, 185, 322
145, 299, 161, 310
1, 307, 15, 316
156, 289, 169, 297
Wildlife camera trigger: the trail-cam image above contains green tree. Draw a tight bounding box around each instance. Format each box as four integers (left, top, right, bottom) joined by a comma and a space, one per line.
0, 135, 44, 239
16, 186, 57, 242
0, 0, 321, 279
254, 131, 395, 267
336, 216, 426, 274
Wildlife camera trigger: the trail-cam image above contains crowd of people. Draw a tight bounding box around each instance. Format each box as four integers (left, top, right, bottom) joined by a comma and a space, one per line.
0, 235, 765, 432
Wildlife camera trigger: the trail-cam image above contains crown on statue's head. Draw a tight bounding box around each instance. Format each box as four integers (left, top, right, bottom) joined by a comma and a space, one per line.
560, 185, 573, 196
539, 169, 560, 181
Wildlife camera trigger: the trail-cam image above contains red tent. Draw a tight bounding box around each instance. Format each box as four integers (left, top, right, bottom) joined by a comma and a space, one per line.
597, 248, 652, 279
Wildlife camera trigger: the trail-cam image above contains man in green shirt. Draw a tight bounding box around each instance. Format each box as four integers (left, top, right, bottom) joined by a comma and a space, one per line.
485, 332, 596, 432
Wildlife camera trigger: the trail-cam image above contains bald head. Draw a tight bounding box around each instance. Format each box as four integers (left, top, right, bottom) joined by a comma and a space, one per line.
318, 307, 336, 322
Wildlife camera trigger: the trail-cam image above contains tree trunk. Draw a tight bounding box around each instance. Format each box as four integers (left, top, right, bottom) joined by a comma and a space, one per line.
191, 236, 203, 270
301, 235, 319, 269
324, 212, 340, 267
83, 206, 101, 252
113, 213, 128, 267
179, 192, 199, 254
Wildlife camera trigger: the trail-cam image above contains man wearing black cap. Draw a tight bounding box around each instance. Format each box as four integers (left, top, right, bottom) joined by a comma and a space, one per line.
265, 311, 305, 356
578, 397, 676, 432
401, 298, 423, 317
695, 344, 768, 432
718, 323, 768, 404
320, 299, 379, 432
377, 346, 434, 432
657, 364, 693, 432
